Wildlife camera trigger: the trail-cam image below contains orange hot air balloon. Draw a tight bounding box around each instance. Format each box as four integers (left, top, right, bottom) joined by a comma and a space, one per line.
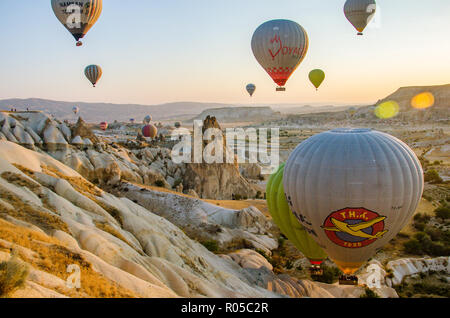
251, 19, 309, 91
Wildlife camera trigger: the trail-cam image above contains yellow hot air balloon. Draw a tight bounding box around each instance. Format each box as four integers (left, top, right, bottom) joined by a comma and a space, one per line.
308, 69, 325, 90
51, 0, 103, 46
267, 164, 327, 271
344, 0, 376, 35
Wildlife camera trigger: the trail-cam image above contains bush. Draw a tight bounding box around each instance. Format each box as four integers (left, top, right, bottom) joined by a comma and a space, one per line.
154, 180, 165, 187
360, 287, 380, 298
435, 205, 450, 220
424, 170, 443, 184
0, 256, 29, 297
201, 240, 219, 253
311, 265, 342, 284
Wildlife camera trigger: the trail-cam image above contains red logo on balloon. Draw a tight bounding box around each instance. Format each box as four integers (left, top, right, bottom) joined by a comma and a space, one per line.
322, 208, 387, 249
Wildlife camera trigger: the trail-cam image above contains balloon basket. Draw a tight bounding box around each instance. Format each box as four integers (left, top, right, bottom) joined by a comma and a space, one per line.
309, 265, 323, 276
276, 87, 286, 92
339, 275, 359, 286
76, 41, 83, 47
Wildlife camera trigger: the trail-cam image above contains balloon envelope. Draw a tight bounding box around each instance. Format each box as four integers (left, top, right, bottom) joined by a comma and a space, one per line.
142, 124, 158, 138
283, 129, 423, 274
344, 0, 376, 35
99, 122, 108, 131
267, 164, 327, 264
85, 65, 102, 87
246, 84, 256, 97
143, 115, 152, 124
51, 0, 102, 45
251, 19, 308, 90
72, 106, 79, 114
308, 69, 325, 90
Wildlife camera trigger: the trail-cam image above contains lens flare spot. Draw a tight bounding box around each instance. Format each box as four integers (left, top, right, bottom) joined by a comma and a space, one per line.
375, 101, 399, 119
411, 92, 435, 109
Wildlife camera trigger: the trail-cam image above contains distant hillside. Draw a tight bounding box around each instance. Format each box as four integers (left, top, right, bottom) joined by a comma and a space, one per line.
0, 98, 240, 123
191, 106, 281, 123
272, 104, 366, 115
377, 84, 450, 110
269, 84, 450, 126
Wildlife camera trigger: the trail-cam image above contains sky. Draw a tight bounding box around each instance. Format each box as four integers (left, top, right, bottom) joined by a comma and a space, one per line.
0, 0, 449, 106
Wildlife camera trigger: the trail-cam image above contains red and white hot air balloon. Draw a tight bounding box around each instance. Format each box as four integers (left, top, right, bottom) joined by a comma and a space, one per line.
99, 122, 108, 131
251, 19, 309, 91
142, 124, 158, 138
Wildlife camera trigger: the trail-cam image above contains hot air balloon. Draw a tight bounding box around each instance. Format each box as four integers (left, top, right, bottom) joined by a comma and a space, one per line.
267, 164, 327, 273
72, 106, 79, 115
344, 0, 376, 36
283, 129, 423, 283
99, 121, 108, 131
85, 65, 102, 87
130, 118, 135, 124
142, 124, 158, 138
51, 0, 103, 46
174, 122, 181, 129
251, 19, 309, 91
308, 69, 325, 91
246, 84, 256, 97
143, 115, 152, 124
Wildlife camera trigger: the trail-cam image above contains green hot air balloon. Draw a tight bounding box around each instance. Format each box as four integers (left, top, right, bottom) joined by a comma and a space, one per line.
309, 69, 325, 90
267, 164, 327, 273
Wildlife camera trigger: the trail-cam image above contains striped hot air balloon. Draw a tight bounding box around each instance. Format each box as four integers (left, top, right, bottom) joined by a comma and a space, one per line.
85, 65, 102, 87
142, 124, 158, 138
246, 84, 256, 97
344, 0, 377, 35
283, 129, 423, 277
251, 19, 308, 91
99, 122, 108, 131
51, 0, 103, 46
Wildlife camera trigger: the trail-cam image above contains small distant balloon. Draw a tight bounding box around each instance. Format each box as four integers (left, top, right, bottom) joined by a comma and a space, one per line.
143, 115, 152, 124
375, 101, 399, 119
246, 84, 256, 97
344, 0, 377, 36
309, 69, 325, 90
411, 92, 435, 109
174, 122, 181, 129
130, 118, 135, 124
72, 106, 79, 115
85, 65, 102, 87
99, 121, 108, 131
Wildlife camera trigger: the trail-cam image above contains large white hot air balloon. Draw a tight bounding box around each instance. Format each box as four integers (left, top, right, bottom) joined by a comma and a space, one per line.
85, 65, 102, 87
283, 129, 423, 277
251, 19, 308, 91
344, 0, 377, 35
51, 0, 103, 46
